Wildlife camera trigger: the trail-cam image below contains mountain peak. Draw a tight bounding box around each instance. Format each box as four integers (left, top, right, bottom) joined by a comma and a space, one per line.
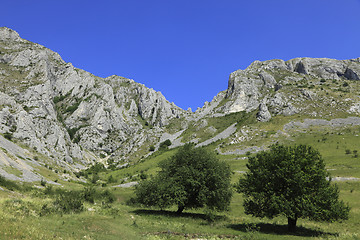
0, 27, 21, 42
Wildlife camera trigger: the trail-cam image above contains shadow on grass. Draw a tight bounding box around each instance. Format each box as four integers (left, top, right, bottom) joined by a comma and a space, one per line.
132, 209, 226, 221
228, 223, 338, 238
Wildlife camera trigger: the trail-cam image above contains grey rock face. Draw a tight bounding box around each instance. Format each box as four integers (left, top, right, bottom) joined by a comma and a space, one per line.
225, 72, 262, 113
294, 61, 308, 74
257, 100, 271, 122
287, 57, 360, 81
0, 27, 185, 168
198, 57, 359, 121
0, 27, 21, 42
344, 67, 360, 80
259, 71, 277, 89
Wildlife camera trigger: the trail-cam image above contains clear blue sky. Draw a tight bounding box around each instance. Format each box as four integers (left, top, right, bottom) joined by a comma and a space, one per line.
2, 0, 360, 110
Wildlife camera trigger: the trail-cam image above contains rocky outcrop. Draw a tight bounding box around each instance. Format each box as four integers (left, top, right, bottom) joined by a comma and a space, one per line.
196, 57, 360, 120
257, 99, 271, 122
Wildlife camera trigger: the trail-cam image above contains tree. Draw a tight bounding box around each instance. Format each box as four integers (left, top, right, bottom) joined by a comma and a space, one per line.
159, 139, 172, 150
134, 143, 232, 214
237, 144, 350, 231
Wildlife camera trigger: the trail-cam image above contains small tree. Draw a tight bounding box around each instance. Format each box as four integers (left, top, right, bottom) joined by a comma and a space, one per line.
134, 144, 232, 213
238, 144, 350, 231
159, 139, 172, 150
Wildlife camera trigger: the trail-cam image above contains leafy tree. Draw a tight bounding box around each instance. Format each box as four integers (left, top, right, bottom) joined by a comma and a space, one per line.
237, 144, 350, 231
134, 144, 232, 213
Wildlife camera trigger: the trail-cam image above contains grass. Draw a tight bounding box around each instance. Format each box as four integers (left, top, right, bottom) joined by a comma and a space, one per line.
102, 149, 178, 184
1, 186, 357, 240
292, 127, 360, 178
1, 111, 360, 239
1, 139, 360, 240
2, 165, 23, 177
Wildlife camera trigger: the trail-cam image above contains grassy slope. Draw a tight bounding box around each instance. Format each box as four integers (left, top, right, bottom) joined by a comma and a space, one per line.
1, 137, 360, 240
1, 115, 360, 239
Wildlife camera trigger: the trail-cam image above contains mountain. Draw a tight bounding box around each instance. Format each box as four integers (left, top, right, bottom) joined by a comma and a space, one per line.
1, 27, 360, 182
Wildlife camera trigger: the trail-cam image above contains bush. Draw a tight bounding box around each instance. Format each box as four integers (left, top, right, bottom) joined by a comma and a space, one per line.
53, 94, 67, 104
54, 191, 84, 214
4, 132, 13, 141
82, 186, 96, 203
139, 171, 147, 180
91, 174, 100, 184
40, 179, 46, 187
102, 189, 116, 204
159, 139, 172, 150
107, 175, 116, 183
67, 127, 81, 140
65, 102, 81, 114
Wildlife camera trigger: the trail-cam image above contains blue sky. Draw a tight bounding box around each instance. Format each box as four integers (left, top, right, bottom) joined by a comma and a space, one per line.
2, 0, 360, 110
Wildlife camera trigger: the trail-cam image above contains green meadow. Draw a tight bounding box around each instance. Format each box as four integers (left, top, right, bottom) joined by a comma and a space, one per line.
1, 120, 360, 239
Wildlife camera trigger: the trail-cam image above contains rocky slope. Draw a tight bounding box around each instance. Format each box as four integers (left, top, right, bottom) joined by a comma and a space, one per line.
197, 57, 360, 119
0, 27, 186, 179
1, 27, 360, 182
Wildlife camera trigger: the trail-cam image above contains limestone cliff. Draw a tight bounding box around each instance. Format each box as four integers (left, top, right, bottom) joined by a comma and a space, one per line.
0, 27, 185, 170
197, 57, 360, 121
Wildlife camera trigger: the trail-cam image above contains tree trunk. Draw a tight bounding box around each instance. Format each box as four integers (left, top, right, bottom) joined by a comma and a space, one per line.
287, 217, 297, 232
177, 205, 184, 214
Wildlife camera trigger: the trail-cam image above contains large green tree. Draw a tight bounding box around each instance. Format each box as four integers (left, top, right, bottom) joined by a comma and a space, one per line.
237, 144, 350, 231
134, 144, 233, 214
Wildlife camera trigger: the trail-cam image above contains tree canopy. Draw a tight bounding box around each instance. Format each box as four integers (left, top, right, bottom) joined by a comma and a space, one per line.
134, 144, 233, 214
237, 144, 350, 231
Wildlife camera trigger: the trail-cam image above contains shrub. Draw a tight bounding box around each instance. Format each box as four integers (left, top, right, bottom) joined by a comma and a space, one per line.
91, 174, 100, 184
107, 175, 116, 183
40, 179, 46, 187
159, 139, 172, 150
65, 102, 81, 114
102, 189, 116, 204
4, 132, 13, 141
54, 191, 84, 214
149, 145, 155, 151
82, 186, 96, 203
139, 171, 147, 180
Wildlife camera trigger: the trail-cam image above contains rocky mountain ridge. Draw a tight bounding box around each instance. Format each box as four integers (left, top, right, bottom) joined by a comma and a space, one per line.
198, 57, 360, 118
0, 27, 185, 170
1, 27, 360, 182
